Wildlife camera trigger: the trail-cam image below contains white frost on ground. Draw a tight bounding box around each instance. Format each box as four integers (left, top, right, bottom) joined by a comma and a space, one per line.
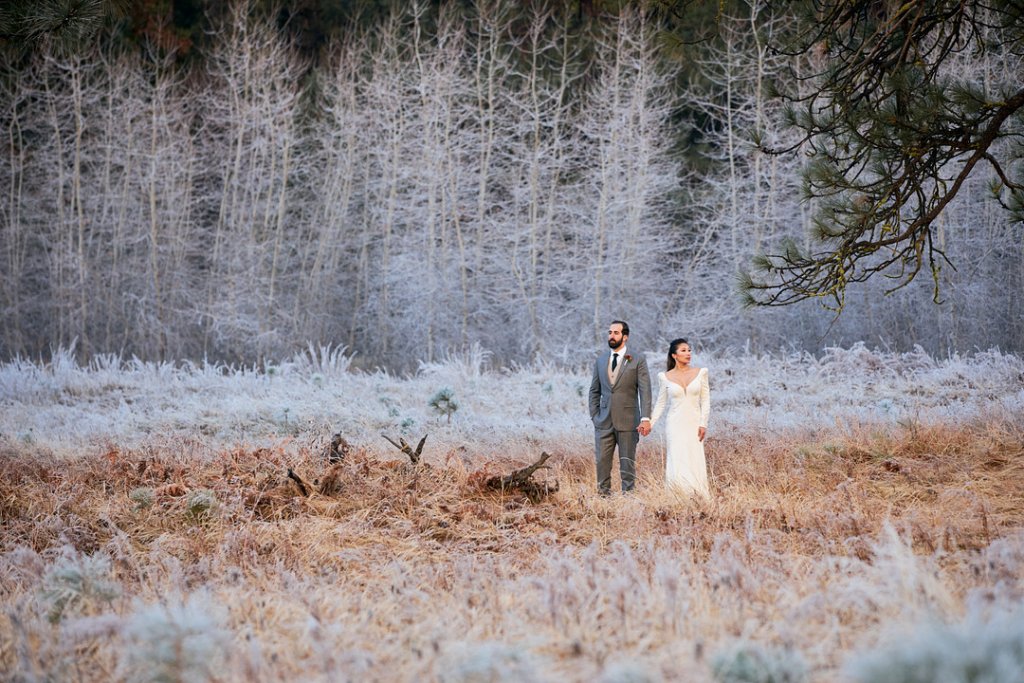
1, 343, 1021, 458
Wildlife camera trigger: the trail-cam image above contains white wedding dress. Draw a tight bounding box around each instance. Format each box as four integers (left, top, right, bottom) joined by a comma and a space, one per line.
650, 368, 710, 498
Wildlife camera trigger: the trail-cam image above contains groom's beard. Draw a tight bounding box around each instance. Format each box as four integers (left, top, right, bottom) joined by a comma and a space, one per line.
608, 340, 624, 350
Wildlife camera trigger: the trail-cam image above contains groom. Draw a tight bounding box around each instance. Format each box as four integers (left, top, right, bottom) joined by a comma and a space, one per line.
589, 320, 652, 494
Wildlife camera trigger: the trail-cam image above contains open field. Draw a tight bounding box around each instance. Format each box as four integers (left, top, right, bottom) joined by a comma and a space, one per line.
2, 346, 1023, 682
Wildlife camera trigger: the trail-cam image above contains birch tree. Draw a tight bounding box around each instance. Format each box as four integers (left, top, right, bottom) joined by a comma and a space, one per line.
198, 4, 306, 361
576, 9, 681, 347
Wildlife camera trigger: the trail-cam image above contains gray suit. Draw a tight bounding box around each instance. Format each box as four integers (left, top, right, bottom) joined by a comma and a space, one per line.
589, 349, 652, 493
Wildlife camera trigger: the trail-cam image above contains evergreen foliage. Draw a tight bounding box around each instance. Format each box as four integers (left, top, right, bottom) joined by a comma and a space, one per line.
741, 0, 1024, 308
0, 0, 127, 55
430, 387, 459, 423
39, 550, 121, 623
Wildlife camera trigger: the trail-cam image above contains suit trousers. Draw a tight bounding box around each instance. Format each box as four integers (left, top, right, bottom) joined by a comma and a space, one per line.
595, 427, 638, 493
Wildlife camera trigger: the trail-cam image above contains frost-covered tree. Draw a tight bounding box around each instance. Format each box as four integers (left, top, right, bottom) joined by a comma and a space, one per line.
197, 3, 307, 361
655, 1, 1024, 308
577, 10, 683, 345
671, 0, 808, 348
661, 0, 1024, 352
2, 0, 1021, 366
0, 47, 199, 358
304, 1, 683, 364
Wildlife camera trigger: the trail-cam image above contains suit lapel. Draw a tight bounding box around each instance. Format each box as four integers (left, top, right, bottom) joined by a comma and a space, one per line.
599, 350, 613, 388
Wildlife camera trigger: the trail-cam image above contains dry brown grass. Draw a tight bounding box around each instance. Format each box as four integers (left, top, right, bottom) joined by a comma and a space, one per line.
1, 417, 1023, 681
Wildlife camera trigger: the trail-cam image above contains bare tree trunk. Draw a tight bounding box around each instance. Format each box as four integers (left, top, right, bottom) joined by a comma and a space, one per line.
147, 91, 166, 359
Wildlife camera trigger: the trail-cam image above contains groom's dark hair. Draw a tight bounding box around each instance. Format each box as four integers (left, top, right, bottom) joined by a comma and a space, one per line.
611, 320, 630, 336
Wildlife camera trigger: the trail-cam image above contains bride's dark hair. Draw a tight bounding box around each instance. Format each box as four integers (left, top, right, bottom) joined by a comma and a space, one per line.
666, 338, 689, 371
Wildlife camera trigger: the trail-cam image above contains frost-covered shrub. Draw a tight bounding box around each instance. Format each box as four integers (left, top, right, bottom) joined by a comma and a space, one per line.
429, 387, 459, 423
969, 530, 1024, 592
598, 660, 665, 683
129, 487, 155, 510
63, 612, 124, 645
2, 545, 46, 587
39, 549, 121, 623
711, 641, 808, 683
119, 595, 230, 683
843, 608, 1024, 683
435, 641, 548, 683
185, 489, 217, 519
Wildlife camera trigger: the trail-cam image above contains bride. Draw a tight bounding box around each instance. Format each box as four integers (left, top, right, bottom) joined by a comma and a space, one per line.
648, 338, 710, 498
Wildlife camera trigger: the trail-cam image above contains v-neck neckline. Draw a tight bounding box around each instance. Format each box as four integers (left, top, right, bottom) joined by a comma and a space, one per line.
665, 369, 699, 391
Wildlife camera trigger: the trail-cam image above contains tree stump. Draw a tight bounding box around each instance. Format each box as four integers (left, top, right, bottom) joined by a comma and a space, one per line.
323, 433, 350, 464
485, 452, 558, 503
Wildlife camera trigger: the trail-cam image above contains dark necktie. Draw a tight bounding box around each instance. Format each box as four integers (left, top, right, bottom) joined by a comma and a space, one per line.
611, 353, 619, 372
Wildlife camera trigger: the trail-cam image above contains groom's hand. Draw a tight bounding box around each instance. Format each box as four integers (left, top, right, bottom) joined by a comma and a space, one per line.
637, 422, 651, 437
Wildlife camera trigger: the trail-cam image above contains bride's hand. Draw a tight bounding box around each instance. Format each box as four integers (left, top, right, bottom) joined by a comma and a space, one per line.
698, 427, 706, 442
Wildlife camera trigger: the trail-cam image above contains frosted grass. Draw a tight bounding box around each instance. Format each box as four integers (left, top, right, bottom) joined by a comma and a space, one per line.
843, 604, 1024, 683
1, 344, 1021, 457
2, 387, 1022, 682
5, 529, 1022, 681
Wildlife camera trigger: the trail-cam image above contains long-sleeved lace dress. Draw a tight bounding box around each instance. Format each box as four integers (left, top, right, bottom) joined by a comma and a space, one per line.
650, 368, 710, 498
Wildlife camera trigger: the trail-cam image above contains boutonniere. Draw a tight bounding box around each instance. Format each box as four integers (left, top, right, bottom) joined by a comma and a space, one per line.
624, 355, 632, 363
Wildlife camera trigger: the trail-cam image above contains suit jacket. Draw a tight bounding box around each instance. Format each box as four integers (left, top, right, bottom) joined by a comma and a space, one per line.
589, 350, 652, 431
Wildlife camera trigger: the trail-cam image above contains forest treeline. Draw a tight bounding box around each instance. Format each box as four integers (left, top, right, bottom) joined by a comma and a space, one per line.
1, 1, 1021, 368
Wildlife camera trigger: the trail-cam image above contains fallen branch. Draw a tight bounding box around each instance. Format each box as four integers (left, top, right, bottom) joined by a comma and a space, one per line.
382, 433, 428, 464
286, 468, 310, 497
485, 452, 558, 503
